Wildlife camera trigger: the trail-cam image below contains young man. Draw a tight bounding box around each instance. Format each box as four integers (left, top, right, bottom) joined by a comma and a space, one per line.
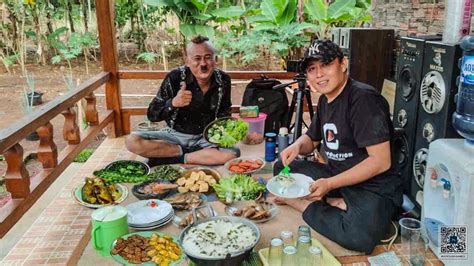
273, 39, 402, 253
125, 36, 239, 165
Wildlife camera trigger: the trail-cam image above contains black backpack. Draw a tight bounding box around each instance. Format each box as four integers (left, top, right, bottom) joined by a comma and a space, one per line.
241, 77, 289, 133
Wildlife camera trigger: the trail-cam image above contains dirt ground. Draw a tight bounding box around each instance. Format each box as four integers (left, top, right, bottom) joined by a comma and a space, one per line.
0, 58, 317, 176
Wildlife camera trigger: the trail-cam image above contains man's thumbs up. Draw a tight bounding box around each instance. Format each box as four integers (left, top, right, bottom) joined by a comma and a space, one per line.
172, 82, 192, 107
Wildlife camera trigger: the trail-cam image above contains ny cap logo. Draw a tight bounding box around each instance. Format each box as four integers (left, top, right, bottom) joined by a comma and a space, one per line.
308, 42, 321, 55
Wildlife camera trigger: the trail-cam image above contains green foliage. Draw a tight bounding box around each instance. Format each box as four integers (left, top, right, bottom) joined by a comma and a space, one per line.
304, 0, 372, 38
74, 148, 95, 163
145, 0, 245, 41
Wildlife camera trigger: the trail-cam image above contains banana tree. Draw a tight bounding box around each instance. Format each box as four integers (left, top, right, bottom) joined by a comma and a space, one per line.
144, 0, 245, 41
304, 0, 372, 39
247, 0, 313, 62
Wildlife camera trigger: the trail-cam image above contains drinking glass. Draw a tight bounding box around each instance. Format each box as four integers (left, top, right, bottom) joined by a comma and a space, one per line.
399, 218, 427, 266
268, 237, 283, 266
281, 245, 297, 266
308, 246, 323, 266
280, 230, 294, 247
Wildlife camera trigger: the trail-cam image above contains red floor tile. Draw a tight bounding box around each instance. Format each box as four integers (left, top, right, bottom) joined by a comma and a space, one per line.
23, 258, 48, 265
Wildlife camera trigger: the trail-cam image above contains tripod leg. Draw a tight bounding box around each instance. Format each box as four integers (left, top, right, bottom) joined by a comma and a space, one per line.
287, 90, 297, 129
293, 89, 305, 143
305, 89, 315, 120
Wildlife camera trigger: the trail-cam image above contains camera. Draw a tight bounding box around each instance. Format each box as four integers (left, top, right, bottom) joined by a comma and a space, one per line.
285, 59, 304, 73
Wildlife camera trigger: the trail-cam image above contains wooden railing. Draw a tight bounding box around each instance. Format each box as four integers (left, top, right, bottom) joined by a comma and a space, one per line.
118, 70, 319, 134
0, 72, 115, 237
0, 0, 319, 238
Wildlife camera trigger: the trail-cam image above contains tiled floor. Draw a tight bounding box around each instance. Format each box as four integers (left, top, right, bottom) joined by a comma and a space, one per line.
1, 137, 444, 265
1, 137, 134, 266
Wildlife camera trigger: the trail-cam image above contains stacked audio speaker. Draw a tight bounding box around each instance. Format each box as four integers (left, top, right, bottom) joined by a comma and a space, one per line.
411, 41, 461, 207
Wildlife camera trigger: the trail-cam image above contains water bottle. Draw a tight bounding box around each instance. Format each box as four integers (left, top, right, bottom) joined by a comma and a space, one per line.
265, 132, 277, 162
453, 35, 474, 142
277, 127, 289, 159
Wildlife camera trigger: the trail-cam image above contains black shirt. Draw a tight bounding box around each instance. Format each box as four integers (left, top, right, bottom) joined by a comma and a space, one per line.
147, 66, 232, 135
307, 78, 402, 206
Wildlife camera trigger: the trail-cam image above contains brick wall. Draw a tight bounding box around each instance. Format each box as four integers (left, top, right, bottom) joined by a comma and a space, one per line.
372, 0, 474, 37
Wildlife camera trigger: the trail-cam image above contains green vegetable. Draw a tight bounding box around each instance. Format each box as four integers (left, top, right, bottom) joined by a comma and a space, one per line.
74, 148, 95, 163
212, 174, 266, 201
152, 165, 181, 181
94, 161, 153, 184
207, 119, 248, 148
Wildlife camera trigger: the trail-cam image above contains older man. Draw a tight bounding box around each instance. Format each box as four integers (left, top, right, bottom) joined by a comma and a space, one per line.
125, 35, 239, 165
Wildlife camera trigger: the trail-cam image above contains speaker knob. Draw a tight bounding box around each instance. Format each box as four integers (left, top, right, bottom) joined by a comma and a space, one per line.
397, 109, 408, 128
422, 123, 435, 142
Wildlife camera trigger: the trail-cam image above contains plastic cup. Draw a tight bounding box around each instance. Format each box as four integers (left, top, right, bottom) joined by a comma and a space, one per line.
268, 237, 283, 266
241, 113, 267, 145
399, 218, 427, 266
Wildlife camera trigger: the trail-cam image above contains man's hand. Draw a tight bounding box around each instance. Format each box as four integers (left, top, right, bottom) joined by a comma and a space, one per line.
279, 143, 301, 166
172, 82, 192, 107
304, 178, 332, 201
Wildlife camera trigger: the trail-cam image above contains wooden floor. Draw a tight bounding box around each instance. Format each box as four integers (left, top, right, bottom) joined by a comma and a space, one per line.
0, 136, 443, 265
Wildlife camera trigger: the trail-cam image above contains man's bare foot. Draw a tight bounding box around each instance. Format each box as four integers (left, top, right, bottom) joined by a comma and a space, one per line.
326, 197, 347, 211
272, 197, 312, 212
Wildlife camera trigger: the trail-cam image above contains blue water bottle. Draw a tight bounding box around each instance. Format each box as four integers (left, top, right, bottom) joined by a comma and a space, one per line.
454, 35, 474, 142
265, 132, 277, 162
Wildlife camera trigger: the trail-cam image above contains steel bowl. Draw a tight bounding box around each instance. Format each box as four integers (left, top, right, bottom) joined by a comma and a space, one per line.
179, 206, 261, 266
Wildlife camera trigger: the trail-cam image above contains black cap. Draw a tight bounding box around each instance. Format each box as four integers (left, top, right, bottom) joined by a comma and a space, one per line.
300, 39, 344, 71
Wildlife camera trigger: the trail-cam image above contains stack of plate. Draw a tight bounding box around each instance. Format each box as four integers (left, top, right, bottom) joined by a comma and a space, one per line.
126, 199, 174, 230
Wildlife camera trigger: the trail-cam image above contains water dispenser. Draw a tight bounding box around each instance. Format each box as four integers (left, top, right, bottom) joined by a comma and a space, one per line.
421, 35, 474, 265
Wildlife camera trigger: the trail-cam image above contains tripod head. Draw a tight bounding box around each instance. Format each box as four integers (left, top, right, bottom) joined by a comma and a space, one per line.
272, 71, 313, 143
272, 72, 308, 91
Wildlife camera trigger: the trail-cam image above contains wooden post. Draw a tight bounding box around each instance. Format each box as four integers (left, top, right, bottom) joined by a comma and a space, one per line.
4, 144, 30, 198
62, 107, 81, 145
85, 92, 99, 126
96, 0, 123, 137
37, 122, 58, 168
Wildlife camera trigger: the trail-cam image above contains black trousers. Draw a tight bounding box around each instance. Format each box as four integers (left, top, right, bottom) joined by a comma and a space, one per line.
273, 160, 395, 254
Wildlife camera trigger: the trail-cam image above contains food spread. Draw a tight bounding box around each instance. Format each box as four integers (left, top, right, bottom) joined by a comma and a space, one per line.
227, 159, 264, 174
212, 174, 266, 202
176, 171, 216, 193
82, 177, 122, 204
182, 219, 257, 258
94, 160, 152, 183
111, 233, 182, 266
206, 118, 248, 148
152, 165, 182, 181
164, 192, 203, 210
233, 202, 271, 221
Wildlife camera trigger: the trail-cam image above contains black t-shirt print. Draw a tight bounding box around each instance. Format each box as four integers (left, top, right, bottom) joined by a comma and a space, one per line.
306, 78, 402, 206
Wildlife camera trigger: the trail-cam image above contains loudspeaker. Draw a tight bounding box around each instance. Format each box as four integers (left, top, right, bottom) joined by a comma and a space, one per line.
411, 41, 462, 207
336, 28, 394, 92
393, 36, 441, 197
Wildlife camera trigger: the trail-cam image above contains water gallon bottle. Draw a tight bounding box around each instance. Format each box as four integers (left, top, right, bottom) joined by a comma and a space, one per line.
453, 35, 474, 142
265, 132, 277, 162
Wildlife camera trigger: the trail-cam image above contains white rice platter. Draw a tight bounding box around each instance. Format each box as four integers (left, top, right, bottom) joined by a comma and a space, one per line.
182, 219, 258, 258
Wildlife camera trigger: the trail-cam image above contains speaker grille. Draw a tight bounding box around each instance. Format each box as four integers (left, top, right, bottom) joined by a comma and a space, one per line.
413, 148, 429, 189
420, 71, 446, 114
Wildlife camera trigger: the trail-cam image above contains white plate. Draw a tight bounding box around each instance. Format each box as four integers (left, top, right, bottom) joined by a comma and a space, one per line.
225, 201, 279, 223
129, 213, 175, 230
128, 211, 174, 228
266, 173, 313, 198
126, 199, 173, 225
72, 182, 128, 209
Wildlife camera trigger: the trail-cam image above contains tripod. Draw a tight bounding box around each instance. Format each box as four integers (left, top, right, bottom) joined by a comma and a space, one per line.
273, 72, 314, 143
